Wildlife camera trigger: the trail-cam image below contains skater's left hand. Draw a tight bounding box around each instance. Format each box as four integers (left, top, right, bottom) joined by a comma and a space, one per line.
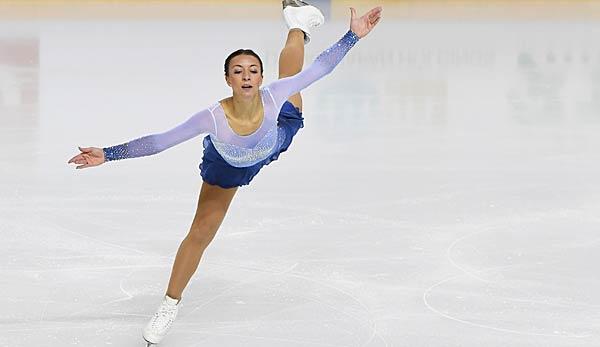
349, 6, 382, 39
350, 6, 383, 39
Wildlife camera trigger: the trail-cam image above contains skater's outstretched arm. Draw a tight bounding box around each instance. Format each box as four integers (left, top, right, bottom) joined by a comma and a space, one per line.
267, 6, 382, 109
68, 108, 217, 169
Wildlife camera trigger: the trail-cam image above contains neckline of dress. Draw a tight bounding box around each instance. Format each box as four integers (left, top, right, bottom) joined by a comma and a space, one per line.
218, 89, 266, 138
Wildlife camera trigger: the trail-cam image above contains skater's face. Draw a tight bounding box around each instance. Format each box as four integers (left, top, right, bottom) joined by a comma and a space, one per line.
225, 54, 263, 98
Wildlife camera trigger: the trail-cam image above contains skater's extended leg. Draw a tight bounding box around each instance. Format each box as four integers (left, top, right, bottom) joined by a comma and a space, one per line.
278, 28, 305, 111
165, 182, 238, 300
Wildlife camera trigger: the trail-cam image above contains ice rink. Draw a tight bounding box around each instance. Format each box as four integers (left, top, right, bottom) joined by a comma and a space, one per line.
1, 0, 599, 346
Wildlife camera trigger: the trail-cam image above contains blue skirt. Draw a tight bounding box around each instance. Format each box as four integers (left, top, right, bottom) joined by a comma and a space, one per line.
199, 101, 304, 189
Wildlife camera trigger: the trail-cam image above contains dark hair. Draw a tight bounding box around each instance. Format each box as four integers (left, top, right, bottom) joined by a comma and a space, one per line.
224, 49, 264, 76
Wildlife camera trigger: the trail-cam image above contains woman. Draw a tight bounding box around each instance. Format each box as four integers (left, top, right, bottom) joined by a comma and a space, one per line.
67, 1, 382, 345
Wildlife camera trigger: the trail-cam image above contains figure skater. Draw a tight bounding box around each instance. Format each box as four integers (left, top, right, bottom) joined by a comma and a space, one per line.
67, 1, 382, 345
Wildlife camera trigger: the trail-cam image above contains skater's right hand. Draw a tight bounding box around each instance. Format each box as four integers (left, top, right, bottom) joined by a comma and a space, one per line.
67, 146, 105, 169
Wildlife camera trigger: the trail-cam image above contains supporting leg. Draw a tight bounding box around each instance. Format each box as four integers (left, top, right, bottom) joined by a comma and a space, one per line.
278, 28, 305, 111
165, 182, 238, 300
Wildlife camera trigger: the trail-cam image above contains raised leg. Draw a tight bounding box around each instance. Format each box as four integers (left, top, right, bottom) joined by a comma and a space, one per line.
165, 181, 238, 300
278, 28, 305, 111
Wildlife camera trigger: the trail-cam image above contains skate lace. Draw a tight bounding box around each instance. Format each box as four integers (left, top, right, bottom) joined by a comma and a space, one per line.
151, 303, 178, 331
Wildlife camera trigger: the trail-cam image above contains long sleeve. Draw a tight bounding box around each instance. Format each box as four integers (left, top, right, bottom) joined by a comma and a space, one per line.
266, 30, 360, 109
102, 108, 217, 162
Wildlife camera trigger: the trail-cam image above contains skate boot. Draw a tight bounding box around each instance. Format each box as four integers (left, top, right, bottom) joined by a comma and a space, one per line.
142, 295, 181, 346
282, 0, 325, 44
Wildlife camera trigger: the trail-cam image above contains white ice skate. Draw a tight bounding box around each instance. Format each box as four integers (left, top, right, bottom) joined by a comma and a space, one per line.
142, 295, 181, 346
282, 0, 325, 44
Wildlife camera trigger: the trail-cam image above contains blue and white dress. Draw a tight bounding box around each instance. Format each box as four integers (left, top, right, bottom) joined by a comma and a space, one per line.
102, 30, 360, 188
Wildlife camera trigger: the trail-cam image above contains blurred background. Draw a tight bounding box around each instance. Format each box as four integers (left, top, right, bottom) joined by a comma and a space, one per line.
1, 1, 599, 346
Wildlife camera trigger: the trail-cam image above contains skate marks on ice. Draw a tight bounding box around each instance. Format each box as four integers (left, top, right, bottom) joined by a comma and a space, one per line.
0, 194, 394, 346
176, 228, 391, 346
423, 216, 598, 339
0, 208, 173, 339
156, 200, 403, 346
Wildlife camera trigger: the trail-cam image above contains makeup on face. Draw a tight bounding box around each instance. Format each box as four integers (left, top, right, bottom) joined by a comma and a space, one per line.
227, 55, 263, 90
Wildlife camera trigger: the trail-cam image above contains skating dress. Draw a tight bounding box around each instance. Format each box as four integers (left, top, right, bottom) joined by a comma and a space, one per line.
102, 30, 360, 188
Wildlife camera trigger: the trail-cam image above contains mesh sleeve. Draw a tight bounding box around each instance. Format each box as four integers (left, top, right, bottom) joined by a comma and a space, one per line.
267, 30, 360, 109
102, 108, 216, 162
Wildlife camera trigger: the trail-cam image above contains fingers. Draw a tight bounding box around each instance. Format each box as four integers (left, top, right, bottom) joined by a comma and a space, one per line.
367, 7, 382, 21
371, 16, 381, 27
68, 148, 92, 167
365, 6, 382, 18
357, 6, 382, 29
68, 153, 84, 163
76, 154, 96, 169
68, 146, 93, 165
75, 155, 95, 169
71, 158, 87, 165
350, 7, 357, 20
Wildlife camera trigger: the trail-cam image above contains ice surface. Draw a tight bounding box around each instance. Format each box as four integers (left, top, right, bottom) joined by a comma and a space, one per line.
1, 2, 599, 346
